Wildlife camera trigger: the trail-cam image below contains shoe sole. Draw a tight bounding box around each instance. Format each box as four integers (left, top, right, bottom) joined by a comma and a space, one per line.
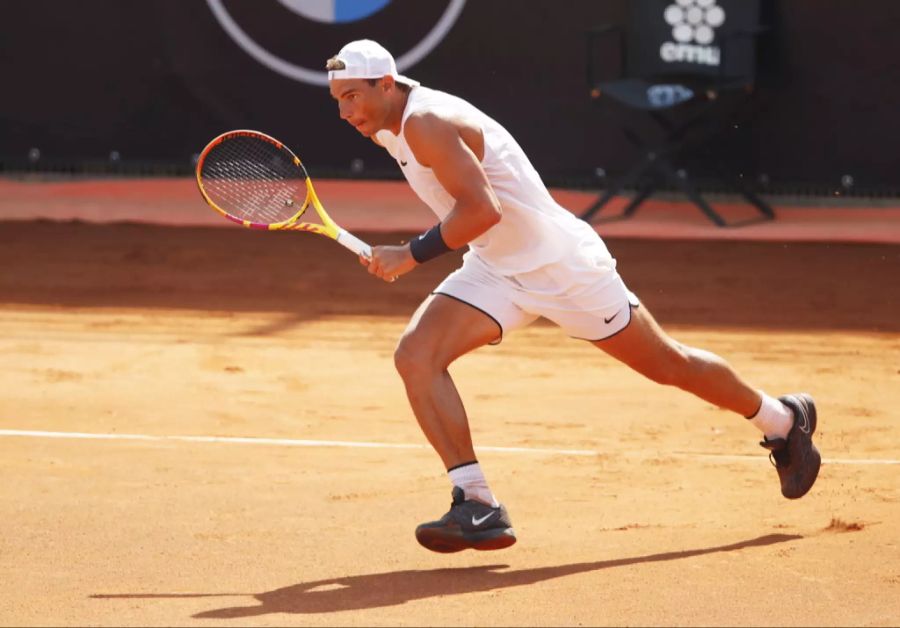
415, 526, 517, 553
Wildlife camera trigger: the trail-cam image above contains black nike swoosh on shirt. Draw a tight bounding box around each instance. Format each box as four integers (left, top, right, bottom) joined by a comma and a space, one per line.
604, 311, 621, 324
400, 160, 408, 167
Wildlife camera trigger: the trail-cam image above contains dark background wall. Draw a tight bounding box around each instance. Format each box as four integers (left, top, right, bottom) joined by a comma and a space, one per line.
2, 0, 899, 195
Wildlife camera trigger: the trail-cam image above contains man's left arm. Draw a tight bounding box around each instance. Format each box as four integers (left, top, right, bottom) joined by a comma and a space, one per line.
364, 113, 501, 281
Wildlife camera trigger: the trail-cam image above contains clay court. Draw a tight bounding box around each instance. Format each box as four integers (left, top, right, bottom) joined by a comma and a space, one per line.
1, 179, 899, 626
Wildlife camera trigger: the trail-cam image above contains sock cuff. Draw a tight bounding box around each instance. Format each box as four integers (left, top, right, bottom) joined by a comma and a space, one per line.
745, 395, 764, 420
747, 392, 793, 440
448, 461, 487, 491
447, 461, 498, 507
447, 460, 478, 473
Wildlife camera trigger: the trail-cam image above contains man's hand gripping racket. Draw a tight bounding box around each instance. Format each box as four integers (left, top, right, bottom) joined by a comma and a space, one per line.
196, 130, 398, 279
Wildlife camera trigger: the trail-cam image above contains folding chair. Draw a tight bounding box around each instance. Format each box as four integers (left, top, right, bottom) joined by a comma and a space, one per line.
582, 0, 774, 227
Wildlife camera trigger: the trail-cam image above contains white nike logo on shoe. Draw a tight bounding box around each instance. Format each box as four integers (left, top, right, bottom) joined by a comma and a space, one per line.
796, 410, 810, 434
472, 512, 496, 526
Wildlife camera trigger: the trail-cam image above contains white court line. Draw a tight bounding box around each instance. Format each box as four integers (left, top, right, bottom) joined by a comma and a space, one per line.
672, 452, 900, 466
0, 429, 897, 465
0, 429, 596, 457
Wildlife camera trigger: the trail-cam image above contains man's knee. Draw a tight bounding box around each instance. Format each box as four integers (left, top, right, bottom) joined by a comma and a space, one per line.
394, 334, 439, 380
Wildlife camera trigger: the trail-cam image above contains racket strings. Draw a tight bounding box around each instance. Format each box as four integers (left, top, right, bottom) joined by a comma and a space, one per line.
200, 135, 307, 224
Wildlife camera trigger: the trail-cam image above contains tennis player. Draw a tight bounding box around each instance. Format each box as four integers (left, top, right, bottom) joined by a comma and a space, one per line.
326, 40, 821, 553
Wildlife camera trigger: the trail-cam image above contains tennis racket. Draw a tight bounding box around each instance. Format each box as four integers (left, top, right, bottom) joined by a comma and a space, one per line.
195, 129, 371, 258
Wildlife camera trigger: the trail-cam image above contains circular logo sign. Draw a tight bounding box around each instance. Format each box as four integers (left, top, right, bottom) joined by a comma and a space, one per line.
275, 0, 392, 24
206, 0, 467, 86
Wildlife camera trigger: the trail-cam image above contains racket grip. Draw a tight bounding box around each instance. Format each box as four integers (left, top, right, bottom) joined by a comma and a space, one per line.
336, 229, 372, 260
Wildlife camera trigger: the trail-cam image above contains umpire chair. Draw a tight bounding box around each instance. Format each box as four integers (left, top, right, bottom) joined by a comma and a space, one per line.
582, 0, 774, 227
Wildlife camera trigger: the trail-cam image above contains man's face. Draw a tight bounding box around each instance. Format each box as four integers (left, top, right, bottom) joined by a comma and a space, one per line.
329, 78, 390, 137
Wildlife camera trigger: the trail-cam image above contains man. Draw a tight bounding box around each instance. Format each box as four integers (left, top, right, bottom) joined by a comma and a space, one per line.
326, 39, 820, 554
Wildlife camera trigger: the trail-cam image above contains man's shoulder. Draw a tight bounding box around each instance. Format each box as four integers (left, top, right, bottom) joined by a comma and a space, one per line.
403, 110, 459, 145
405, 85, 472, 116
405, 109, 447, 128
402, 87, 481, 149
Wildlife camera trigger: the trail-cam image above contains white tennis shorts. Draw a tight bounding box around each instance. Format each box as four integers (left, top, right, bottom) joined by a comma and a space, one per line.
434, 238, 640, 342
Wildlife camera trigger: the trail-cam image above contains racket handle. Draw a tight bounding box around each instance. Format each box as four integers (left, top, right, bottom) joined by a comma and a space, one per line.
336, 229, 372, 260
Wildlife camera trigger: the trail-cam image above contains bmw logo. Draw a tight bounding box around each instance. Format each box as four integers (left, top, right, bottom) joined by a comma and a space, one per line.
207, 0, 467, 86
275, 0, 392, 24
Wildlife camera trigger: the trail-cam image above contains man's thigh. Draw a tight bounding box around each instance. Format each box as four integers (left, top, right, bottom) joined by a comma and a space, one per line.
591, 303, 683, 372
432, 254, 539, 344
400, 294, 508, 366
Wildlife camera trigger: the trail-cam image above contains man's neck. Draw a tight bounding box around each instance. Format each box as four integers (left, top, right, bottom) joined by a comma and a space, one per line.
386, 89, 411, 136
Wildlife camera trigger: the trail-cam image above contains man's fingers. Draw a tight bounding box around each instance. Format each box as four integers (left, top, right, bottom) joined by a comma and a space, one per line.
368, 262, 390, 281
364, 249, 400, 282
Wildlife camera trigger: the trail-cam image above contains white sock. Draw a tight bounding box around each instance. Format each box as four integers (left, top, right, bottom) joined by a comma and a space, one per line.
448, 461, 499, 508
746, 392, 794, 440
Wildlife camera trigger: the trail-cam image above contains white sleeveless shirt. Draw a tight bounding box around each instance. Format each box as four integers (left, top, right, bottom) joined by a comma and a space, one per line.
375, 85, 603, 276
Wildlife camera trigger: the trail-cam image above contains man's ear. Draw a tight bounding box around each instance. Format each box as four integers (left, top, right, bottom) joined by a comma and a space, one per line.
382, 75, 396, 92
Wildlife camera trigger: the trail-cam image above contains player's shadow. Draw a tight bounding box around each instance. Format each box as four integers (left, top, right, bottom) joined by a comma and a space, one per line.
91, 533, 800, 618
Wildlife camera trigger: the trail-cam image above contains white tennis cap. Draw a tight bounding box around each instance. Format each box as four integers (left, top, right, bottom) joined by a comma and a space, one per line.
327, 39, 420, 86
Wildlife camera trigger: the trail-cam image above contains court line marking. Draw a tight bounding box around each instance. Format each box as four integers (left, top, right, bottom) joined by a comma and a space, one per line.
0, 429, 898, 465
673, 452, 900, 465
0, 429, 595, 457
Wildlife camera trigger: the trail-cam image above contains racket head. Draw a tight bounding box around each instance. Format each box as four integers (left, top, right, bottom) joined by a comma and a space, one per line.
195, 130, 312, 230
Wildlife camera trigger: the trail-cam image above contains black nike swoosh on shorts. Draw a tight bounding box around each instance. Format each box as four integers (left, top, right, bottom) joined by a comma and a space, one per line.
604, 311, 621, 324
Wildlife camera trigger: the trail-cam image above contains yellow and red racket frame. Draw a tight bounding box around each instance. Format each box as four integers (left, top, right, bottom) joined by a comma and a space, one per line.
195, 129, 371, 258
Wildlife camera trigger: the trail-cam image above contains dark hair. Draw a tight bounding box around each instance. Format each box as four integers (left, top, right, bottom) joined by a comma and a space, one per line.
326, 57, 410, 93
366, 78, 411, 93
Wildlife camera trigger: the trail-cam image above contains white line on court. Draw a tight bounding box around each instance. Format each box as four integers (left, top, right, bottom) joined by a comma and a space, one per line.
672, 452, 900, 466
0, 429, 596, 457
0, 429, 898, 465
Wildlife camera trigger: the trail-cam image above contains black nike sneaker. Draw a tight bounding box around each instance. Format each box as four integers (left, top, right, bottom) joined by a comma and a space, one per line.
415, 486, 517, 553
760, 393, 821, 499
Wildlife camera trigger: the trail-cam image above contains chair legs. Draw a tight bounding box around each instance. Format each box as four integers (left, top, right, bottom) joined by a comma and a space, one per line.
580, 146, 775, 227
622, 183, 657, 217
581, 149, 662, 221
710, 161, 775, 219
582, 98, 775, 227
656, 160, 728, 226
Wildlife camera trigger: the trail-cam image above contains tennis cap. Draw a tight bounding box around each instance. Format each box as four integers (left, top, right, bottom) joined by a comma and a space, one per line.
327, 39, 420, 86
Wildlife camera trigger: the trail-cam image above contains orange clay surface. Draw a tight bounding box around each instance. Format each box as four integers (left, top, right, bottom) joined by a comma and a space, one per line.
1, 218, 899, 626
